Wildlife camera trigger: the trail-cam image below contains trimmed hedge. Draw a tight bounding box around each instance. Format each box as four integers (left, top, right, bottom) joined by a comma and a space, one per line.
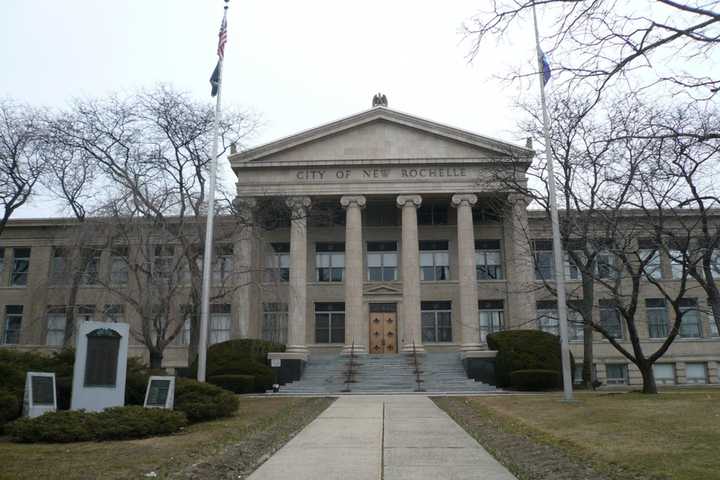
208, 374, 255, 394
510, 369, 561, 390
487, 329, 574, 389
7, 406, 187, 443
175, 379, 239, 422
189, 339, 284, 393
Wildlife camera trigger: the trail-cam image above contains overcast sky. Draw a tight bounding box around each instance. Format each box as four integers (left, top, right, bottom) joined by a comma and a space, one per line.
2, 0, 541, 218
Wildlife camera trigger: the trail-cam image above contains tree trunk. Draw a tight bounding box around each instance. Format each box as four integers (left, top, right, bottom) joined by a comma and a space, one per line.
581, 273, 595, 388
707, 289, 720, 338
638, 361, 658, 394
62, 275, 83, 347
149, 349, 164, 370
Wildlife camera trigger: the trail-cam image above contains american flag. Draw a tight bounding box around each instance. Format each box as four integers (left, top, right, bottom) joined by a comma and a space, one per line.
217, 13, 228, 59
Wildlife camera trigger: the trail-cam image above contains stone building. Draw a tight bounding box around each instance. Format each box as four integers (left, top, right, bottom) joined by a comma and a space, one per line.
1, 106, 718, 387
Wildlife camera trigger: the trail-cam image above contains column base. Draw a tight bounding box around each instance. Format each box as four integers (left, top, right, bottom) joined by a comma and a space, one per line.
401, 343, 426, 355
341, 344, 367, 356
284, 345, 310, 360
460, 343, 484, 352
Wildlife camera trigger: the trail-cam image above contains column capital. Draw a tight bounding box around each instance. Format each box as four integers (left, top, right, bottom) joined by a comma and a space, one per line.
507, 192, 530, 207
285, 196, 312, 213
396, 194, 422, 209
451, 193, 478, 208
340, 195, 367, 209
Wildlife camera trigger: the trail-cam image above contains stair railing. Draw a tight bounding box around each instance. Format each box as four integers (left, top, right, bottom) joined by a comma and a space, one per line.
411, 341, 425, 392
341, 341, 359, 392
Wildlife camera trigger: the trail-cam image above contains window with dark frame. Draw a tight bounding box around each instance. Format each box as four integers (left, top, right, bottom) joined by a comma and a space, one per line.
478, 300, 503, 343
80, 248, 101, 286
645, 298, 669, 338
262, 303, 288, 344
213, 244, 234, 285
678, 298, 702, 338
419, 240, 449, 281
103, 304, 125, 323
605, 364, 629, 385
367, 241, 398, 282
475, 240, 503, 280
316, 243, 345, 282
11, 247, 30, 286
533, 240, 553, 280
599, 299, 623, 339
49, 247, 67, 285
265, 243, 290, 282
315, 302, 345, 343
421, 301, 452, 343
417, 204, 448, 225
3, 305, 23, 344
46, 306, 67, 346
110, 246, 129, 286
209, 304, 232, 345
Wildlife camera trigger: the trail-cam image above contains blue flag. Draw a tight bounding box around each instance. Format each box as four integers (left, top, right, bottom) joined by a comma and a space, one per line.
541, 50, 551, 86
210, 62, 220, 97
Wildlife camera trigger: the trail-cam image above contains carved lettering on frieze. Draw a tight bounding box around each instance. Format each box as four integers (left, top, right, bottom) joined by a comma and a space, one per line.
293, 167, 468, 182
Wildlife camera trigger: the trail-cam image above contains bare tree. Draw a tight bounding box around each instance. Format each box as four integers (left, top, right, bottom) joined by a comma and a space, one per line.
0, 99, 46, 236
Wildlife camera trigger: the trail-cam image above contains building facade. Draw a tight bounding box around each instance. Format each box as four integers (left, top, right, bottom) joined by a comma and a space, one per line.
1, 107, 719, 386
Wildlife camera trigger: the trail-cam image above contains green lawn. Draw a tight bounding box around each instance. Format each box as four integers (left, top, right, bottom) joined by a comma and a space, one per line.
436, 390, 720, 480
0, 396, 333, 480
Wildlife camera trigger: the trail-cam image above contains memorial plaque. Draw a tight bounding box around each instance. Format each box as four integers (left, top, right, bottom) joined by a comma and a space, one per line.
146, 380, 171, 406
31, 376, 55, 405
84, 328, 121, 387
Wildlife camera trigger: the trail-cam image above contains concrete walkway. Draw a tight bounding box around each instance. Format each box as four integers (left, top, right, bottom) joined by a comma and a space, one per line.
247, 395, 517, 480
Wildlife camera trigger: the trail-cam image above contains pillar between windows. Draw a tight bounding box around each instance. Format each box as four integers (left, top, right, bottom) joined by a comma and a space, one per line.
234, 197, 257, 339
340, 195, 367, 355
285, 196, 312, 358
504, 193, 537, 329
397, 194, 425, 354
452, 193, 481, 352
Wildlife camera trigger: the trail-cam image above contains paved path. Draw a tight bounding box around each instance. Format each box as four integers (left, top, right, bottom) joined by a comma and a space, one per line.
247, 395, 517, 480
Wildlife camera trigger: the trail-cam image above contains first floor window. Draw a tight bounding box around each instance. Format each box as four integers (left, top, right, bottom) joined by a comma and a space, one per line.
213, 244, 234, 285
646, 298, 669, 338
77, 305, 96, 322
316, 243, 345, 282
678, 298, 702, 338
685, 363, 707, 384
536, 300, 559, 336
605, 364, 629, 385
421, 301, 452, 343
46, 306, 67, 346
420, 241, 449, 281
478, 300, 503, 343
103, 304, 125, 323
599, 300, 623, 339
367, 241, 398, 281
210, 304, 231, 345
475, 240, 503, 280
653, 363, 675, 385
265, 243, 290, 282
3, 305, 23, 344
80, 249, 100, 285
315, 302, 345, 343
262, 303, 288, 344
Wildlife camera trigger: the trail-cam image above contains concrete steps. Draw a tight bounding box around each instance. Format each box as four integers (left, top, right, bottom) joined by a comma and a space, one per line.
275, 352, 496, 394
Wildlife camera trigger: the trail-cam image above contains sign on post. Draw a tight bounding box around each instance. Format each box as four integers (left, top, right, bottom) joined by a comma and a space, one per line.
143, 376, 175, 409
23, 372, 57, 418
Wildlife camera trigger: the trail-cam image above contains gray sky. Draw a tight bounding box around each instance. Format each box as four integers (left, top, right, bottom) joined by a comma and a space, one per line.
2, 0, 538, 218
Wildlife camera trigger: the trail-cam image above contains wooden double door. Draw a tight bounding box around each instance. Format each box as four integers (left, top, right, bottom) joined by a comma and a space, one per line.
369, 304, 397, 354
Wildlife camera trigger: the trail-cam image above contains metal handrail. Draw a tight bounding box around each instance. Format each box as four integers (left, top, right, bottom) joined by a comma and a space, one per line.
411, 341, 425, 392
341, 341, 358, 392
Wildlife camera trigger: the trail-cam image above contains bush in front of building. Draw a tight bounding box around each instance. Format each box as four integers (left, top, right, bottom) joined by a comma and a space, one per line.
207, 374, 256, 394
174, 378, 239, 422
509, 369, 561, 390
487, 329, 574, 389
7, 406, 187, 443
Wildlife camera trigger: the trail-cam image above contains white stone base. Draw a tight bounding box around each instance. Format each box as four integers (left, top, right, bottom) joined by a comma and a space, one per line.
460, 350, 498, 360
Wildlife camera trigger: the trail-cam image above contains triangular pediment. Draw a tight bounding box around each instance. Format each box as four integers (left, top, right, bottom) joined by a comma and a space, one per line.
364, 284, 403, 296
230, 107, 532, 166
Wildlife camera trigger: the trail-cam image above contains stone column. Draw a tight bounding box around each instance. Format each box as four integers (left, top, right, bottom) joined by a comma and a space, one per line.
285, 196, 312, 357
397, 194, 425, 354
234, 197, 257, 338
452, 193, 481, 352
340, 195, 367, 355
504, 193, 537, 328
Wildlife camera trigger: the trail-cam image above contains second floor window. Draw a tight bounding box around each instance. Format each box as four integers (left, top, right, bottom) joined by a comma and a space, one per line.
646, 298, 668, 338
367, 241, 398, 281
475, 240, 503, 280
46, 306, 67, 346
12, 248, 30, 286
50, 247, 67, 285
420, 241, 449, 281
210, 304, 231, 345
599, 300, 623, 339
265, 243, 290, 282
153, 245, 175, 280
534, 240, 553, 280
421, 301, 452, 342
678, 298, 702, 338
80, 249, 100, 285
213, 244, 234, 285
103, 304, 125, 323
110, 247, 129, 286
77, 305, 96, 322
478, 300, 503, 343
316, 243, 344, 282
536, 300, 560, 336
262, 302, 288, 344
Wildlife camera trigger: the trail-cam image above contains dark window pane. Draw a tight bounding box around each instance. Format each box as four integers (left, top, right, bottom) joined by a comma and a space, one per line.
382, 268, 396, 282
331, 268, 344, 282
369, 267, 382, 281
31, 376, 55, 405
421, 267, 435, 281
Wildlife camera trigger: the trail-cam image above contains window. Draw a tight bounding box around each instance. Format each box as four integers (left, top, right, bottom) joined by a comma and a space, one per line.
315, 302, 345, 343
685, 363, 708, 384
176, 307, 194, 346
653, 363, 676, 385
209, 304, 231, 345
475, 240, 503, 280
606, 364, 629, 385
420, 241, 449, 281
262, 303, 288, 344
367, 241, 398, 281
565, 253, 581, 280
417, 204, 448, 225
678, 298, 702, 338
80, 249, 101, 285
536, 300, 559, 335
77, 305, 96, 322
103, 304, 125, 323
472, 206, 501, 223
50, 247, 67, 285
46, 306, 67, 346
639, 245, 662, 280
3, 305, 23, 344
365, 203, 398, 226
567, 302, 584, 341
265, 243, 290, 282
595, 251, 616, 279
646, 298, 669, 338
110, 247, 129, 286
711, 316, 719, 337
599, 300, 623, 339
421, 301, 452, 343
669, 249, 685, 279
11, 248, 30, 286
534, 240, 553, 280
153, 245, 175, 279
316, 243, 345, 282
213, 244, 233, 284
478, 300, 503, 343
573, 365, 583, 385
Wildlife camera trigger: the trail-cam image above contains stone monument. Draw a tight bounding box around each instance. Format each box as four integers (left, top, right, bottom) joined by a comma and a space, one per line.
23, 372, 57, 417
71, 321, 129, 412
143, 376, 175, 409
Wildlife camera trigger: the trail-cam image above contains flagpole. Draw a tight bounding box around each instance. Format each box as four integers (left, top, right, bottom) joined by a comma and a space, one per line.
198, 0, 229, 383
532, 4, 574, 402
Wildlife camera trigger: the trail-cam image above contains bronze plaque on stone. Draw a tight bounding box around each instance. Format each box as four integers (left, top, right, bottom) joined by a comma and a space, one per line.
84, 328, 121, 387
31, 376, 54, 405
146, 379, 171, 407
